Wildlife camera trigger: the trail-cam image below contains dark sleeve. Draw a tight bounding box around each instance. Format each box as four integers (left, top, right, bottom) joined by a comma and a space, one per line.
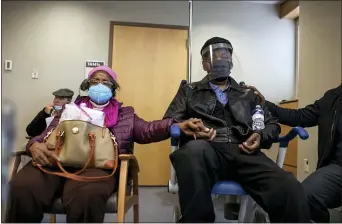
26, 108, 50, 137
26, 116, 60, 156
133, 114, 176, 144
163, 85, 188, 121
256, 103, 281, 149
265, 96, 322, 127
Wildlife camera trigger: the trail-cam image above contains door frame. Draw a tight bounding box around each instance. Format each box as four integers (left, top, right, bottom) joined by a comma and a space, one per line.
108, 21, 189, 72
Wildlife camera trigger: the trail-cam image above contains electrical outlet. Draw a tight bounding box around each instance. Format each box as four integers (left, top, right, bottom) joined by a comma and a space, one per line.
32, 69, 39, 79
304, 159, 309, 173
32, 72, 38, 79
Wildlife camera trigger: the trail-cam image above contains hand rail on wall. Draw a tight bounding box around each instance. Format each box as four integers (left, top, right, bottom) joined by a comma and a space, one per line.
188, 0, 193, 83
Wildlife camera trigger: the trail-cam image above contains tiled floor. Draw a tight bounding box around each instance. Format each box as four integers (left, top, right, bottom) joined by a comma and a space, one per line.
42, 187, 342, 223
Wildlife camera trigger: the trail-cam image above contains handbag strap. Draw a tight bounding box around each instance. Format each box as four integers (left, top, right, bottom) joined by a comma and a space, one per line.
35, 132, 118, 182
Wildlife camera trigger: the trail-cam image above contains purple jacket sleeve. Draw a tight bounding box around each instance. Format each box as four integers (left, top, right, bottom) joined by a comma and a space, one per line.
25, 116, 60, 155
133, 114, 177, 144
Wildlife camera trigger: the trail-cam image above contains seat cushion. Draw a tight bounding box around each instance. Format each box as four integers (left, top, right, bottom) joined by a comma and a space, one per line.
212, 181, 246, 196
44, 193, 118, 214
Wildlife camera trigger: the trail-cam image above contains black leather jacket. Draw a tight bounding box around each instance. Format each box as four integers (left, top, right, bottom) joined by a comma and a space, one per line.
164, 76, 280, 149
266, 84, 342, 168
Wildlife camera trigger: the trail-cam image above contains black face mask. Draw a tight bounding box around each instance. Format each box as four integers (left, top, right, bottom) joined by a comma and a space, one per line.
209, 60, 232, 81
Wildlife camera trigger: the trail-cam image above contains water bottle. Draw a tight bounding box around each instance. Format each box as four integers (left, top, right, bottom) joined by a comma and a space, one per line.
252, 105, 265, 130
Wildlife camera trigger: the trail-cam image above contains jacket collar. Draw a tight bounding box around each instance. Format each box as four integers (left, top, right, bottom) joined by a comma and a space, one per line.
195, 75, 245, 93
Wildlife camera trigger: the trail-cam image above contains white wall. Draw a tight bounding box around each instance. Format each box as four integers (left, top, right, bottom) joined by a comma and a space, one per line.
2, 1, 296, 151
297, 0, 341, 181
191, 1, 296, 104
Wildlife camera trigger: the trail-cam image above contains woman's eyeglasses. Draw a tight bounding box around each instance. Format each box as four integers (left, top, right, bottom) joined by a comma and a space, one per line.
88, 79, 114, 88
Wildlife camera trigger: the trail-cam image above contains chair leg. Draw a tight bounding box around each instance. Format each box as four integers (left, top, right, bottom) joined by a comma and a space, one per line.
237, 196, 249, 223
132, 166, 139, 223
133, 204, 139, 223
117, 161, 128, 223
49, 214, 56, 223
244, 196, 258, 223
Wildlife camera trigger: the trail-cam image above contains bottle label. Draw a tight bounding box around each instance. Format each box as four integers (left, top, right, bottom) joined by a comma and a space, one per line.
252, 113, 264, 121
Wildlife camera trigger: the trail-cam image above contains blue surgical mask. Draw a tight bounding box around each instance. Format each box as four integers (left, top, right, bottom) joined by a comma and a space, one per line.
88, 83, 113, 105
54, 105, 63, 111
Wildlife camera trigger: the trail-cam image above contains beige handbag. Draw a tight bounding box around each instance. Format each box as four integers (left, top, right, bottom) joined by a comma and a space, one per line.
32, 120, 118, 182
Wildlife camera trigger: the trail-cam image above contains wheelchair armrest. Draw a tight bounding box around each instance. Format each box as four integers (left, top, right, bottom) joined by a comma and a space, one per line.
170, 124, 181, 147
277, 127, 309, 147
275, 127, 309, 168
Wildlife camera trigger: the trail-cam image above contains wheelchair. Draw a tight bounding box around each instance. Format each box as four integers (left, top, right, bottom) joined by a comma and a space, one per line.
167, 101, 309, 222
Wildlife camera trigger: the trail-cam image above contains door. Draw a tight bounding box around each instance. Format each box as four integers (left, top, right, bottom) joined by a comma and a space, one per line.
111, 24, 188, 186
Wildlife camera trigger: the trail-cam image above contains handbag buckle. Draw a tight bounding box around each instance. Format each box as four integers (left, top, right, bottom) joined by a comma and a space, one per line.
110, 133, 117, 145
43, 128, 55, 141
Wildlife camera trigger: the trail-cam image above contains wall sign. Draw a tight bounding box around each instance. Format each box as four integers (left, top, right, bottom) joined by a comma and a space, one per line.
85, 60, 106, 78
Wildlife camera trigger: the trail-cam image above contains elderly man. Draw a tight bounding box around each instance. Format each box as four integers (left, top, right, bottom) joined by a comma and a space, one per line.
246, 84, 342, 223
163, 37, 311, 223
26, 88, 74, 137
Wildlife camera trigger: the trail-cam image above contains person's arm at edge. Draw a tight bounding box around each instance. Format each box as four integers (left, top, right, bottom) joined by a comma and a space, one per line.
26, 108, 50, 137
265, 96, 323, 127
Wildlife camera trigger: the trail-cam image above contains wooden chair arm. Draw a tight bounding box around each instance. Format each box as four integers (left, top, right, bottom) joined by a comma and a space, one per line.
12, 149, 27, 157
10, 140, 31, 179
117, 154, 140, 222
119, 154, 139, 172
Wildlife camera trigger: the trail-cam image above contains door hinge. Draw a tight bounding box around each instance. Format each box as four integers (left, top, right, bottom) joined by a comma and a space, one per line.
186, 39, 189, 49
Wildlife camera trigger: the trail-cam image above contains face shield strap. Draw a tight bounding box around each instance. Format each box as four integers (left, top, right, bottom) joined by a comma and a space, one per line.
201, 43, 233, 56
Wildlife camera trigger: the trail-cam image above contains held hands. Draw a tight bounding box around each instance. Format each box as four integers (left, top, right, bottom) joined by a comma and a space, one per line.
178, 118, 216, 141
29, 142, 60, 166
239, 132, 262, 154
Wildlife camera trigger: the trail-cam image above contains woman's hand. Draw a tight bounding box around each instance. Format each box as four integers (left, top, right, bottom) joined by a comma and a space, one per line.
244, 85, 265, 105
29, 142, 60, 166
178, 118, 216, 141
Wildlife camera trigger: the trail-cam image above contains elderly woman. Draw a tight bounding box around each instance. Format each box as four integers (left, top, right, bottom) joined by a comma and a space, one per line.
7, 66, 215, 223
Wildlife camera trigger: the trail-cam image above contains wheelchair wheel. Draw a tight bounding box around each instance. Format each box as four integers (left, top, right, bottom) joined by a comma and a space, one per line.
253, 209, 269, 223
173, 204, 182, 223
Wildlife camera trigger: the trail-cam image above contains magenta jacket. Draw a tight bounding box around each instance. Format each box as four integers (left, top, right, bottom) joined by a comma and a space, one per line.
26, 105, 176, 155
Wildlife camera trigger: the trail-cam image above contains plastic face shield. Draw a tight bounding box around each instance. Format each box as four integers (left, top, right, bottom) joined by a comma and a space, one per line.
201, 43, 233, 68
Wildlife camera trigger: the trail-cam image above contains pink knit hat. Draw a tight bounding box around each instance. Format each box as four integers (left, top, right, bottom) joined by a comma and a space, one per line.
88, 66, 117, 81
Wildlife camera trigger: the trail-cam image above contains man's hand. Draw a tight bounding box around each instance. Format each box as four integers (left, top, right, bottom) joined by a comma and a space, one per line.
29, 142, 60, 166
178, 118, 216, 141
244, 85, 265, 105
239, 133, 261, 154
44, 104, 54, 114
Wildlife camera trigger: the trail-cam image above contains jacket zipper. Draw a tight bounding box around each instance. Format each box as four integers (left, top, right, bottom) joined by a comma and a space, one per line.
317, 98, 339, 168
